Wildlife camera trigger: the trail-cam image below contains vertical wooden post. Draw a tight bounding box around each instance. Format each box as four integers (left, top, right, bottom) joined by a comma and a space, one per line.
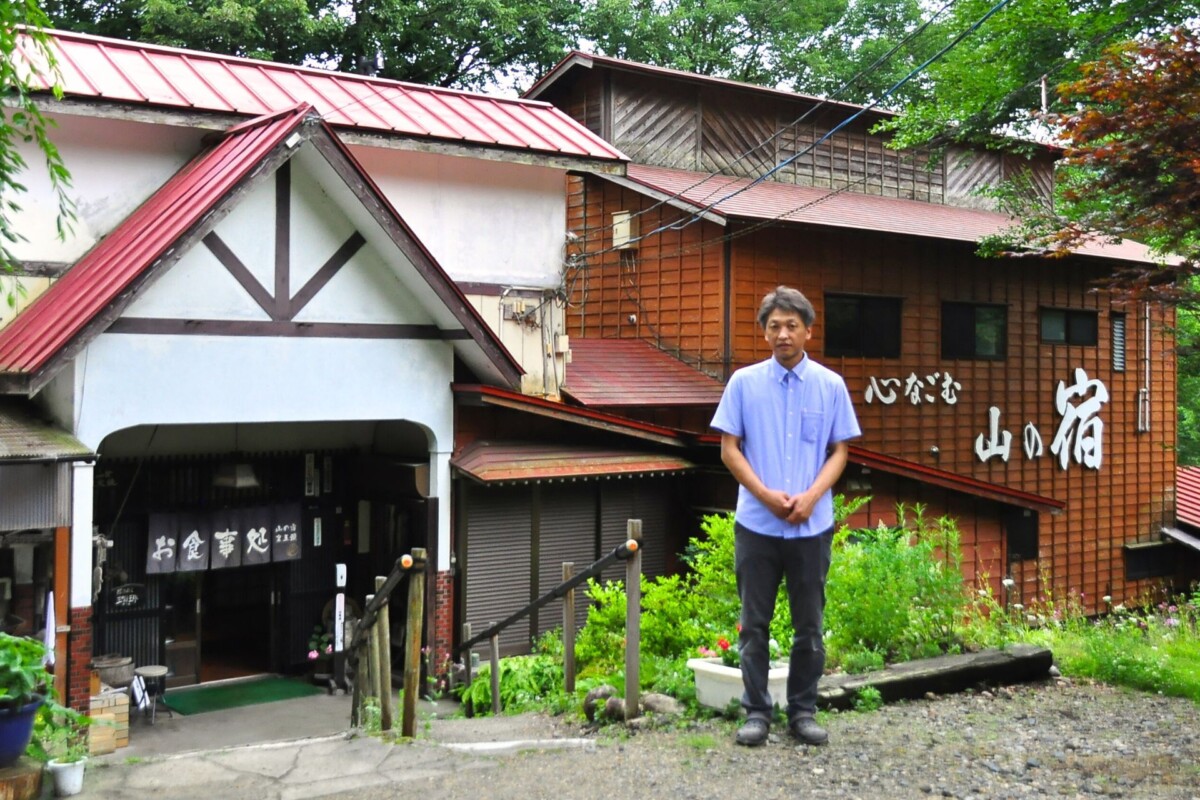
489, 632, 501, 715
366, 593, 380, 715
624, 519, 643, 720
375, 576, 393, 732
461, 623, 473, 689
562, 562, 576, 694
349, 621, 362, 728
402, 548, 427, 738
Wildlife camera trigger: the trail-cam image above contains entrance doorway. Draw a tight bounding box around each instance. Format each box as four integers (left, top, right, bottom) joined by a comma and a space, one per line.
163, 566, 278, 685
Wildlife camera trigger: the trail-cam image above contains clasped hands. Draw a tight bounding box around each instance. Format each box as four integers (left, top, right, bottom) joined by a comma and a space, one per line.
761, 488, 818, 525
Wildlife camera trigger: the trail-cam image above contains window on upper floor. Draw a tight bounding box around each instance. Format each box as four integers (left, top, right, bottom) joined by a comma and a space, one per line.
824, 294, 902, 358
941, 302, 1006, 360
1112, 312, 1126, 372
1040, 308, 1098, 346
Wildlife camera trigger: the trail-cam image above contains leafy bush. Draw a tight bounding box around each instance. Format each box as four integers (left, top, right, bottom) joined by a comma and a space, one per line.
824, 505, 971, 671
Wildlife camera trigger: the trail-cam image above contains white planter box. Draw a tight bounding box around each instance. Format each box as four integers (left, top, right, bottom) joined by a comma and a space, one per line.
686, 657, 788, 710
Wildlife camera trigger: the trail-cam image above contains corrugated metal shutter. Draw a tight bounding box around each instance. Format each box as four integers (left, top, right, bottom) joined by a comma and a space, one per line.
536, 484, 596, 639
463, 485, 532, 657
600, 478, 673, 582
0, 463, 71, 530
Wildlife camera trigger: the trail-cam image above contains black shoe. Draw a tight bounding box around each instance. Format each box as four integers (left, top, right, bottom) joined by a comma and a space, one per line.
789, 716, 828, 746
735, 718, 769, 747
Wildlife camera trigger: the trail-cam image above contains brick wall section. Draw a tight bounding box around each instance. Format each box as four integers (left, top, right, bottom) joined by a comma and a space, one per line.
66, 608, 92, 713
432, 571, 454, 676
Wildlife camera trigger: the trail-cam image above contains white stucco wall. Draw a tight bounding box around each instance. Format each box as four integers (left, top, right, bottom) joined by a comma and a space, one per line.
350, 146, 568, 288
10, 114, 205, 264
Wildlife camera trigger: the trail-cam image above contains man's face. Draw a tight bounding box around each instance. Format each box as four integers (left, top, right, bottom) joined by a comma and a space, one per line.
763, 308, 811, 368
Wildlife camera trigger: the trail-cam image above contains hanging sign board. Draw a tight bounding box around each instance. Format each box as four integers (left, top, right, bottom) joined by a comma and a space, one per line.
176, 513, 209, 572
146, 513, 177, 575
145, 503, 302, 573
209, 508, 241, 570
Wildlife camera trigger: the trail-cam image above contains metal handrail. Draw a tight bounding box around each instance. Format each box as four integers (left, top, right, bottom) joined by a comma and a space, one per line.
455, 538, 640, 655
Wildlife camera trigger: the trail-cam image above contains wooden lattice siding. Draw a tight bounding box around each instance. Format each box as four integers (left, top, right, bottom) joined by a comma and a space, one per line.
777, 114, 944, 202
611, 83, 698, 170
565, 174, 727, 376
699, 91, 778, 179
566, 169, 1176, 612
946, 148, 1055, 210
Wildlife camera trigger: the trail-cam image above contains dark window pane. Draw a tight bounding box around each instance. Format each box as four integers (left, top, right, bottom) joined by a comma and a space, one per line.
942, 303, 975, 359
975, 306, 1006, 357
862, 298, 901, 358
1041, 309, 1066, 343
824, 297, 861, 357
1067, 311, 1098, 345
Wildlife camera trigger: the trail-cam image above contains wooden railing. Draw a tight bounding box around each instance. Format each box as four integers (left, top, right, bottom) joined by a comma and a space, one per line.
455, 520, 645, 717
344, 547, 426, 737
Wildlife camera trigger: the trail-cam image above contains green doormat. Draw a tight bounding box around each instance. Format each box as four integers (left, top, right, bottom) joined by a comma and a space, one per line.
164, 676, 323, 715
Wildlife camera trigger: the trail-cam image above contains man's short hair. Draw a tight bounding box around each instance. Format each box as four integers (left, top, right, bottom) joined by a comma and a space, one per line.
757, 286, 816, 328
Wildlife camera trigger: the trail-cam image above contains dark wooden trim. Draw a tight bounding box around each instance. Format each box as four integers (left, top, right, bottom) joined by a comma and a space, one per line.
202, 232, 278, 320
0, 373, 31, 395
275, 162, 291, 319
107, 317, 467, 339
7, 261, 71, 278
308, 134, 523, 387
27, 140, 313, 396
288, 232, 366, 318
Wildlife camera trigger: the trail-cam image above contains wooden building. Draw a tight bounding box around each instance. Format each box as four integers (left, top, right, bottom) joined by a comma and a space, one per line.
527, 53, 1194, 612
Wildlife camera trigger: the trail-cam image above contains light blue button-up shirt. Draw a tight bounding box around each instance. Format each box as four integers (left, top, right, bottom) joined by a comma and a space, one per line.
711, 355, 861, 538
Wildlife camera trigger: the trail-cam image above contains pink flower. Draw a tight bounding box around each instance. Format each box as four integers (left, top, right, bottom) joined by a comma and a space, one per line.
325, 644, 333, 654
307, 650, 319, 660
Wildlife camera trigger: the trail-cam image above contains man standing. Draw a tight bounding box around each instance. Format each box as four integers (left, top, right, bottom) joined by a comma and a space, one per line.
711, 286, 861, 747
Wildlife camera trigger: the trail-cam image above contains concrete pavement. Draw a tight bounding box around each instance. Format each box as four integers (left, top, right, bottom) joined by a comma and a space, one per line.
74, 689, 591, 799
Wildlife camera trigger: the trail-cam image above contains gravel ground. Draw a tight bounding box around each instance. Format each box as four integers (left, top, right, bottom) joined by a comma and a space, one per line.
343, 677, 1200, 800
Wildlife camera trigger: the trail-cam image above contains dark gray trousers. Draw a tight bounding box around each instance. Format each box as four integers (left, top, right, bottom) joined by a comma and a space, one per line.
734, 522, 833, 723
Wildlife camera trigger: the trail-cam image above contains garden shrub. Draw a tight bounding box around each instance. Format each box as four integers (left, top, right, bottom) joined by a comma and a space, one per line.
824, 505, 970, 670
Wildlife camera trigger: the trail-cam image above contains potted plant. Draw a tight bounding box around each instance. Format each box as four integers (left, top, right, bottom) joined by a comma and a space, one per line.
29, 703, 91, 797
307, 624, 334, 683
0, 633, 52, 767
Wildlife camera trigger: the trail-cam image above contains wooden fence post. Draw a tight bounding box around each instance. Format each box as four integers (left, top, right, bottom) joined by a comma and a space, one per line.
402, 547, 426, 738
489, 631, 501, 715
624, 519, 642, 720
461, 623, 473, 689
349, 619, 361, 728
366, 593, 380, 714
375, 576, 393, 732
562, 561, 576, 694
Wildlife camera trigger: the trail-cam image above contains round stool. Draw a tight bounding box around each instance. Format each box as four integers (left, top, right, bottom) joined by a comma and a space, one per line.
134, 665, 171, 724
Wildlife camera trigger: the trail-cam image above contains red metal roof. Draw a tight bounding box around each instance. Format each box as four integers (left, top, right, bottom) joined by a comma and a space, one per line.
17, 29, 625, 163
622, 163, 1159, 264
848, 447, 1064, 514
563, 339, 724, 407
1178, 467, 1200, 528
0, 105, 311, 379
451, 440, 693, 484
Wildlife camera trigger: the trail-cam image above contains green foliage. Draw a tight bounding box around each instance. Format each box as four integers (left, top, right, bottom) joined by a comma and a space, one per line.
879, 0, 1199, 151
28, 703, 90, 764
852, 684, 883, 713
1, 0, 75, 285
460, 648, 564, 717
825, 506, 970, 671
1177, 302, 1200, 465
0, 633, 52, 709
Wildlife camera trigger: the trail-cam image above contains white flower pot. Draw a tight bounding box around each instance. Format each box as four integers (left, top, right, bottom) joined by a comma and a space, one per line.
686, 657, 789, 710
46, 757, 86, 797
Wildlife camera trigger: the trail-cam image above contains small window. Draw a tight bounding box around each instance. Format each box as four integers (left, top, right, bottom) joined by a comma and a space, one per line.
824, 294, 902, 358
942, 302, 1006, 360
1040, 308, 1098, 345
1112, 312, 1126, 372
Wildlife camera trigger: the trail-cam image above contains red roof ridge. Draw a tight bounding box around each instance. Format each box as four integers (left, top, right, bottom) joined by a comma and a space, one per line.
34, 27, 561, 110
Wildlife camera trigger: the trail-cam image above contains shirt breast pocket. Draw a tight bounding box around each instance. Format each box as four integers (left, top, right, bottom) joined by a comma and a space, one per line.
801, 410, 825, 443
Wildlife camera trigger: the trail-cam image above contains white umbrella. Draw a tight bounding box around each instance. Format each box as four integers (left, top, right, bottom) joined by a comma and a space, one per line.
43, 591, 55, 667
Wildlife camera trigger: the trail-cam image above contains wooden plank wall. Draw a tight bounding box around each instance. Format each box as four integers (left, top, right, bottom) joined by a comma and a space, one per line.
567, 173, 1176, 611
565, 174, 727, 377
